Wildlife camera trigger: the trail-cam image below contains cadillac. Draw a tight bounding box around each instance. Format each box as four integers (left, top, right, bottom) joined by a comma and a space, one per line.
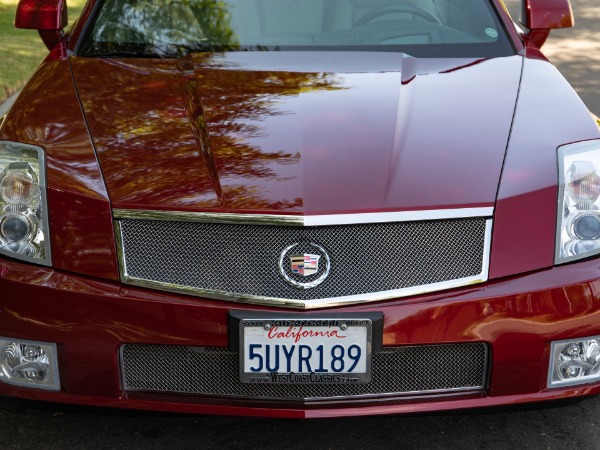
1, 0, 600, 418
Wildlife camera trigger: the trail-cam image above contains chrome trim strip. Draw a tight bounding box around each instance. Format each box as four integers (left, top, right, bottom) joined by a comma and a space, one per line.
304, 208, 494, 226
292, 387, 485, 403
113, 207, 494, 227
114, 218, 493, 310
113, 209, 304, 226
123, 382, 485, 400
114, 220, 129, 283
119, 344, 127, 392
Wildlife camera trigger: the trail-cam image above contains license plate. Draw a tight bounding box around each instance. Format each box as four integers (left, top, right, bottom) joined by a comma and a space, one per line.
239, 318, 373, 384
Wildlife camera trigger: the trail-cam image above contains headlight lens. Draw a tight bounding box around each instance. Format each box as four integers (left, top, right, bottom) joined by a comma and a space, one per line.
0, 142, 51, 265
0, 170, 40, 205
556, 140, 600, 264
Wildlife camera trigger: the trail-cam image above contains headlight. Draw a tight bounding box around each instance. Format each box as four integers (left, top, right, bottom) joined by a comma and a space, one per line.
0, 142, 51, 265
556, 140, 600, 264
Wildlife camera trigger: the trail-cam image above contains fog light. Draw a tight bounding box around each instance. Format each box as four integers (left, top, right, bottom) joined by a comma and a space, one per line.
0, 338, 60, 390
548, 337, 600, 388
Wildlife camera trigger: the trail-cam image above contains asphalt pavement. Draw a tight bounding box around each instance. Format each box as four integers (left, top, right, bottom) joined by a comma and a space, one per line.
1, 4, 600, 450
0, 395, 599, 449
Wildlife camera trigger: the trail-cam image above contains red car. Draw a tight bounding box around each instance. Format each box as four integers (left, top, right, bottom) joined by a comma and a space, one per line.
1, 0, 600, 418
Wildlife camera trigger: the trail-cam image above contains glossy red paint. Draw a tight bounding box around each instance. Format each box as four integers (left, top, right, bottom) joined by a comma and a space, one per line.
71, 53, 521, 214
14, 0, 66, 30
14, 0, 67, 49
0, 59, 119, 281
2, 0, 600, 418
489, 47, 600, 279
2, 256, 600, 417
521, 0, 574, 30
520, 0, 574, 48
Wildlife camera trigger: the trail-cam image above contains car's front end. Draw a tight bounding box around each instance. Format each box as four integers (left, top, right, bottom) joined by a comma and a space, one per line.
2, 0, 600, 418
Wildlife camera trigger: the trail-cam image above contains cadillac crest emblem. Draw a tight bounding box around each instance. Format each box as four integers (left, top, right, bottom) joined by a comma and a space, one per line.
278, 243, 331, 289
290, 254, 321, 276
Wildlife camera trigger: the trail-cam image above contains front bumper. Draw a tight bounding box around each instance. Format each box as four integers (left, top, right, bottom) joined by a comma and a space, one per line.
1, 256, 600, 418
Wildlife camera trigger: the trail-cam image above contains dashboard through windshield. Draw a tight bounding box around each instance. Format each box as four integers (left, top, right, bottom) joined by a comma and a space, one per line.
78, 0, 515, 58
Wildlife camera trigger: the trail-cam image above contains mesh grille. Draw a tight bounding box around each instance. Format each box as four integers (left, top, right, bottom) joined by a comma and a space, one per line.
121, 344, 488, 399
118, 218, 487, 301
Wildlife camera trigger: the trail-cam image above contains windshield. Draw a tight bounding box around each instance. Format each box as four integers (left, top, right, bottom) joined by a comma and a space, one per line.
78, 0, 514, 58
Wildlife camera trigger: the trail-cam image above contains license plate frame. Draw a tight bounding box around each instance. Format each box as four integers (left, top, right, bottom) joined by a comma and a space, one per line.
229, 312, 383, 385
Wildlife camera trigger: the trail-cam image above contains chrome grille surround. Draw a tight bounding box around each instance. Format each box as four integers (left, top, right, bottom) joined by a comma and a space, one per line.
121, 343, 489, 400
114, 208, 493, 309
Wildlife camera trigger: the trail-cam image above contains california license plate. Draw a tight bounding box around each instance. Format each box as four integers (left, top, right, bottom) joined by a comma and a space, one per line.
239, 317, 373, 384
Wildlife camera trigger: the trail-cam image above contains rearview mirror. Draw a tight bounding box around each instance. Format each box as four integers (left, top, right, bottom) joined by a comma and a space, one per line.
14, 0, 68, 50
520, 0, 574, 48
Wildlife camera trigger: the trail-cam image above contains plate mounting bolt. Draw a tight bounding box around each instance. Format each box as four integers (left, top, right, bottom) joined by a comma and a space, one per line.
340, 323, 348, 331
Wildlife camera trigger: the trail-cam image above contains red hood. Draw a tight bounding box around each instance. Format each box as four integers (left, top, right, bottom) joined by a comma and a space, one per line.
71, 52, 522, 215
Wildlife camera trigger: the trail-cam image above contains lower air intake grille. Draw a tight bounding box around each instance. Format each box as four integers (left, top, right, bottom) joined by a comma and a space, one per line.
121, 343, 488, 399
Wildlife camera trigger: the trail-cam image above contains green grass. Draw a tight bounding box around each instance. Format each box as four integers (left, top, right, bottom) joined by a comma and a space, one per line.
0, 0, 85, 103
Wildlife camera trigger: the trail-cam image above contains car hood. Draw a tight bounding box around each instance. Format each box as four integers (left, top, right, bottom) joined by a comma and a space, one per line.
71, 52, 523, 215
